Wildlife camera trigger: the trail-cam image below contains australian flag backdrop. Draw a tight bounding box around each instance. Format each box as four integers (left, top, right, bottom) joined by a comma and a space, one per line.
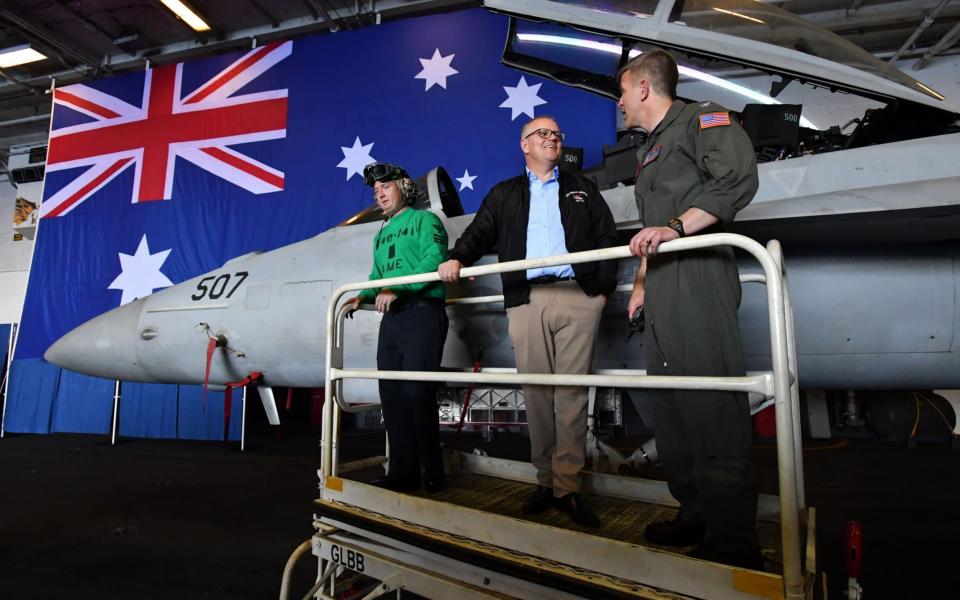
4, 8, 616, 439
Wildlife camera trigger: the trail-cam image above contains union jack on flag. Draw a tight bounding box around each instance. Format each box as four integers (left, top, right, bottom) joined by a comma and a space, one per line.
42, 40, 292, 218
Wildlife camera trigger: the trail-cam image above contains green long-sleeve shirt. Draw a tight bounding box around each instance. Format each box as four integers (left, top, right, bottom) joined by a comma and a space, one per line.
358, 208, 448, 303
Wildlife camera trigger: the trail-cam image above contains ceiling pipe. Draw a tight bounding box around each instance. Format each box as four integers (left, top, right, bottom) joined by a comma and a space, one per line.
913, 19, 960, 69
0, 67, 44, 97
298, 0, 320, 20
889, 0, 951, 64
302, 0, 341, 32
0, 113, 51, 129
50, 0, 119, 52
0, 8, 109, 75
246, 0, 279, 28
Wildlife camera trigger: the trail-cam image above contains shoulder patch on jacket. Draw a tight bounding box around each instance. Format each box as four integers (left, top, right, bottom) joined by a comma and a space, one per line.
641, 143, 662, 167
699, 112, 730, 129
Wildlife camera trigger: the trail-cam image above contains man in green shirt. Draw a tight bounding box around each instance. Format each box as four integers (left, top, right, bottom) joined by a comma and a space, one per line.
344, 162, 449, 493
618, 50, 763, 570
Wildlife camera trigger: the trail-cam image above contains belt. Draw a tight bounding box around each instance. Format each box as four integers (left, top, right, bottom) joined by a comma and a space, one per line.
390, 296, 444, 311
527, 275, 575, 285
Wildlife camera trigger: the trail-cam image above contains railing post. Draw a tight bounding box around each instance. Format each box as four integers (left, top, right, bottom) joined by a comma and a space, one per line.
111, 380, 121, 445
768, 240, 806, 513
752, 241, 804, 600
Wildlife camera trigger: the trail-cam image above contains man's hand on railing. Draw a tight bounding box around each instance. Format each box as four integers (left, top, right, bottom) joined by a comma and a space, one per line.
438, 259, 464, 283
629, 227, 679, 257
375, 289, 398, 313
343, 296, 362, 319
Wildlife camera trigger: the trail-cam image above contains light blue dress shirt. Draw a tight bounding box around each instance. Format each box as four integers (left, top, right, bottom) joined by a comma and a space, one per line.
525, 167, 574, 280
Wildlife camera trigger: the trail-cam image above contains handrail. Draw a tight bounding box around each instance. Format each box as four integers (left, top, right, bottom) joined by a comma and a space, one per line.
768, 240, 806, 512
332, 274, 773, 410
321, 232, 804, 599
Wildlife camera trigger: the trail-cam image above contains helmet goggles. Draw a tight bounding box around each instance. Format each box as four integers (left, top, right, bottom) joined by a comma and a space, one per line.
363, 162, 410, 187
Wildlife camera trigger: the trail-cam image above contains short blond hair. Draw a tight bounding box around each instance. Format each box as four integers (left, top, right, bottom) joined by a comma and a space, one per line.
617, 49, 678, 99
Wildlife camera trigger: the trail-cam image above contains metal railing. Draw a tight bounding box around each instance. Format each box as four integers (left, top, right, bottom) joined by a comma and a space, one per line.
321, 233, 806, 599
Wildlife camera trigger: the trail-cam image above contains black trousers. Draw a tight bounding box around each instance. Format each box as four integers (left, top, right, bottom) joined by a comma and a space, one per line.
377, 302, 448, 484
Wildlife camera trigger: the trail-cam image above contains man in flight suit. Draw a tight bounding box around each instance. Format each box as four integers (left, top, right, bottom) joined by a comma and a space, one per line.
619, 49, 763, 569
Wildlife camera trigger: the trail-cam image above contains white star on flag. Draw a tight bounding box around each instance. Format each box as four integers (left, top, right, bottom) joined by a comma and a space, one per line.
415, 48, 458, 91
337, 136, 376, 180
456, 169, 477, 191
499, 76, 547, 121
108, 234, 174, 305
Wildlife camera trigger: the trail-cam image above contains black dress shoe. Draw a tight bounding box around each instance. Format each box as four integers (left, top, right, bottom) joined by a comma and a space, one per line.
555, 492, 600, 528
370, 476, 419, 492
689, 546, 765, 571
424, 477, 446, 493
521, 486, 555, 514
645, 518, 706, 546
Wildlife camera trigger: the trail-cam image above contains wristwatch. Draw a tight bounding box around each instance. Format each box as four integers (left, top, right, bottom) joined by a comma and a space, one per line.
667, 217, 685, 238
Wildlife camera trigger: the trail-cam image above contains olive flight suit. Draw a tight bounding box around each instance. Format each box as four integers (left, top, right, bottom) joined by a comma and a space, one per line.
635, 100, 761, 559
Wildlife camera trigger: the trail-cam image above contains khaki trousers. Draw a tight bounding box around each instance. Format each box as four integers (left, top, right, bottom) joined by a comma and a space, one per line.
506, 281, 605, 495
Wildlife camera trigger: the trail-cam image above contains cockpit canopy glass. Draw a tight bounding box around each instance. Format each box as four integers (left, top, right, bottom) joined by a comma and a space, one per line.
503, 0, 943, 102
666, 0, 942, 100
511, 20, 623, 79
549, 0, 658, 18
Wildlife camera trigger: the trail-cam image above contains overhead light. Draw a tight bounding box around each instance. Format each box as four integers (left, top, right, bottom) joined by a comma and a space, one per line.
0, 44, 48, 68
159, 0, 211, 32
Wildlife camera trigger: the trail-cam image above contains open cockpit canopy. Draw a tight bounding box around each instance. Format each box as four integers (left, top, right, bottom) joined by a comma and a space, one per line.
486, 0, 955, 113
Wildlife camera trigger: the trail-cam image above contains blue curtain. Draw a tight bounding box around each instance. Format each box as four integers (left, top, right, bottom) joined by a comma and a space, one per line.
118, 382, 179, 439
50, 369, 115, 434
3, 358, 61, 434
4, 359, 242, 441
177, 385, 241, 441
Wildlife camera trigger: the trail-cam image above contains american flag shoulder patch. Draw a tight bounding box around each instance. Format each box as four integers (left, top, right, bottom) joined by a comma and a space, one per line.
699, 112, 731, 129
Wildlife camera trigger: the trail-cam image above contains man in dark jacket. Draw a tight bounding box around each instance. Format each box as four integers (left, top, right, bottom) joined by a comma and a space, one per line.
620, 49, 763, 570
438, 116, 618, 527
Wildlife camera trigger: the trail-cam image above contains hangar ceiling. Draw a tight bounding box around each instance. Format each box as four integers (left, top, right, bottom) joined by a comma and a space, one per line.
1, 0, 958, 165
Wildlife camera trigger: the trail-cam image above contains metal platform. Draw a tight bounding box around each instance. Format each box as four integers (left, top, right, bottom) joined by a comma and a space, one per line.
311, 452, 798, 599
367, 470, 785, 573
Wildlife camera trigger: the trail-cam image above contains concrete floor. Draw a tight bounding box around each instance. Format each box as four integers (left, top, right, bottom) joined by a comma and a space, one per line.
0, 425, 957, 599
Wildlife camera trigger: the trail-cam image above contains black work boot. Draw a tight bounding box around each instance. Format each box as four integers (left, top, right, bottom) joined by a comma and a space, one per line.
645, 518, 706, 546
521, 486, 555, 514
555, 492, 600, 528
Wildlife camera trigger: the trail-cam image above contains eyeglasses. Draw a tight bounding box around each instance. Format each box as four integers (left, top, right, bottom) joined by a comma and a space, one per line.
523, 128, 565, 142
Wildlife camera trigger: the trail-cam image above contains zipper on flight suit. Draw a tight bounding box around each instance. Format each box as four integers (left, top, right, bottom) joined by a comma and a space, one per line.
648, 317, 668, 368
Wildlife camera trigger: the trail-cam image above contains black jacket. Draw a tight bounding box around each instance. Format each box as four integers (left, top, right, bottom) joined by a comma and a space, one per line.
448, 170, 619, 308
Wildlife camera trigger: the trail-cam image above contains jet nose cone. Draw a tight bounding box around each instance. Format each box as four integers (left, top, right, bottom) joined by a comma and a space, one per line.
45, 299, 147, 380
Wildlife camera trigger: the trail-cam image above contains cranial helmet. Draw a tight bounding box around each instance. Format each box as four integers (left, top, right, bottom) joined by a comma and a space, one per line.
363, 162, 420, 205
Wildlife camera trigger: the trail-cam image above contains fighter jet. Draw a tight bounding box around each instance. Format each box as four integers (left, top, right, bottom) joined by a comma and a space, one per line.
46, 0, 960, 426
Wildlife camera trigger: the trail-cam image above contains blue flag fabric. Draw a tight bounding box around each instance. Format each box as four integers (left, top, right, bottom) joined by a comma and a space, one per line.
6, 8, 616, 437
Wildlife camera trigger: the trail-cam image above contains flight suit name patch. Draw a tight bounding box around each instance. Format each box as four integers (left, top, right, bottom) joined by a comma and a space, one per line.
699, 112, 731, 129
641, 144, 661, 167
